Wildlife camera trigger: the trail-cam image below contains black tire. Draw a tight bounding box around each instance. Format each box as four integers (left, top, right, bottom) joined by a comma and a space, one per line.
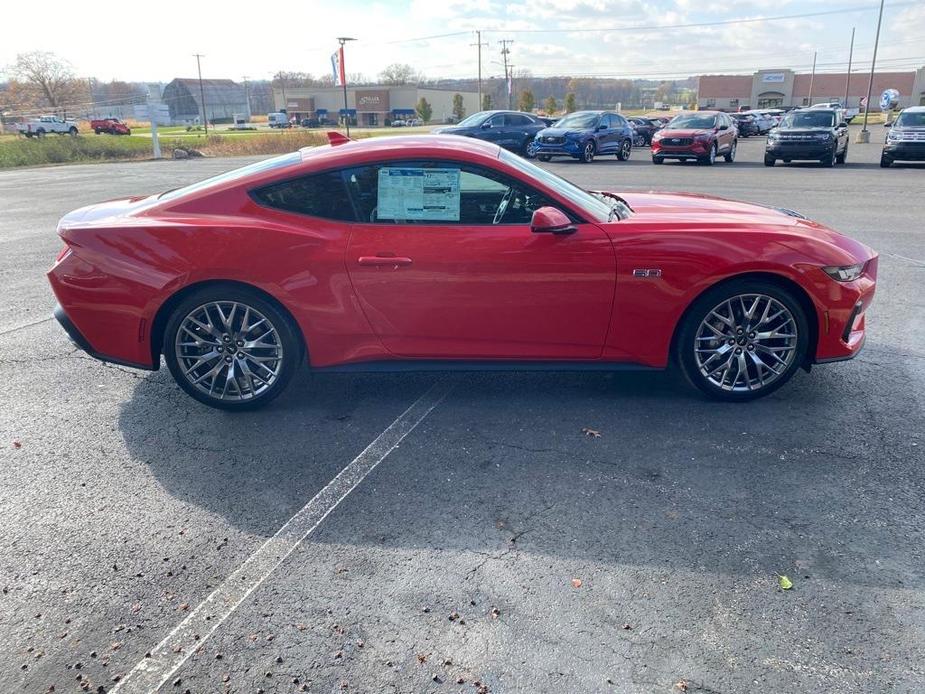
580, 140, 595, 163
764, 155, 775, 167
724, 140, 737, 163
538, 154, 551, 162
94, 128, 102, 135
880, 154, 892, 168
163, 285, 302, 411
676, 279, 809, 402
36, 128, 46, 138
652, 156, 663, 164
617, 138, 631, 161
69, 127, 78, 137
836, 146, 847, 164
700, 143, 716, 166
821, 150, 836, 167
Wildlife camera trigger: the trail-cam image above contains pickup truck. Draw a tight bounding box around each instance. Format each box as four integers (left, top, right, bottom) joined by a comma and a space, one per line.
17, 115, 79, 137
90, 117, 131, 135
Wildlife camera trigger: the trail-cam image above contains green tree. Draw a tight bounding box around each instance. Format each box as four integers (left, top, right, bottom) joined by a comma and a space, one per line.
564, 92, 577, 113
482, 93, 493, 110
416, 97, 433, 123
452, 93, 466, 121
518, 89, 535, 113
543, 96, 557, 114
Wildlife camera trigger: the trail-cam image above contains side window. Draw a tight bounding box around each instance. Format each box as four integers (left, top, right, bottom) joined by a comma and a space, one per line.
342, 161, 559, 226
613, 115, 628, 128
489, 114, 507, 127
508, 114, 530, 126
251, 170, 355, 221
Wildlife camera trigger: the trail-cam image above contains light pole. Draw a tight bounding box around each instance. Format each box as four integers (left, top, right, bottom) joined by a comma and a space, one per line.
858, 0, 885, 143
193, 54, 208, 135
844, 27, 855, 108
807, 51, 817, 106
336, 37, 356, 136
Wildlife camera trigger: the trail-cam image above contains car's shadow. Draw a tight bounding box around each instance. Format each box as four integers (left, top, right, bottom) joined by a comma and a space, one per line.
117, 347, 923, 587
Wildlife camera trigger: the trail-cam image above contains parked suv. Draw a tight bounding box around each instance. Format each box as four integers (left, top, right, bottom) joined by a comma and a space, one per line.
627, 117, 658, 146
531, 110, 634, 163
731, 113, 759, 137
433, 110, 546, 156
651, 111, 737, 165
764, 108, 848, 167
881, 106, 925, 167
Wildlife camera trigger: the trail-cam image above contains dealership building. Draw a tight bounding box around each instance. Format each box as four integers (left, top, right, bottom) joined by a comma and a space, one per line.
697, 67, 925, 111
272, 85, 479, 126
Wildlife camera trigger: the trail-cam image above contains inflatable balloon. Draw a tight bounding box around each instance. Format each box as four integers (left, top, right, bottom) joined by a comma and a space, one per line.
879, 89, 900, 111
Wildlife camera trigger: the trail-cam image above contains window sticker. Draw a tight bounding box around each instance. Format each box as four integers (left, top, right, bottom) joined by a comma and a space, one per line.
377, 167, 460, 221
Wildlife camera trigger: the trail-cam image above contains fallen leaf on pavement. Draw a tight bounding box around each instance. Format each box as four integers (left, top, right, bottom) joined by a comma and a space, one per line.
778, 575, 793, 590
581, 428, 602, 438
571, 578, 583, 588
675, 680, 689, 691
12, 440, 22, 449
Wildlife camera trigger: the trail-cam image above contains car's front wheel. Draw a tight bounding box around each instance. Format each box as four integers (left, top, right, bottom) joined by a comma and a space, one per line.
700, 143, 716, 165
880, 153, 892, 168
537, 154, 551, 162
580, 141, 595, 163
163, 286, 301, 410
676, 280, 809, 401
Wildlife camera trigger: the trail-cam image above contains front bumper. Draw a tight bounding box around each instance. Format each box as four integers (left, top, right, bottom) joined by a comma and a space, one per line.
766, 140, 835, 160
532, 139, 583, 157
882, 142, 925, 161
651, 140, 711, 159
812, 257, 878, 364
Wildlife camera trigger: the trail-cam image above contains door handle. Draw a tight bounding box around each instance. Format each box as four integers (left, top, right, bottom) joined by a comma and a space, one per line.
357, 256, 413, 267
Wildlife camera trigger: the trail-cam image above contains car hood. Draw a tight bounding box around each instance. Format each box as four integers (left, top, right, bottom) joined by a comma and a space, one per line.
612, 191, 874, 263
538, 127, 588, 137
657, 128, 714, 138
433, 126, 470, 135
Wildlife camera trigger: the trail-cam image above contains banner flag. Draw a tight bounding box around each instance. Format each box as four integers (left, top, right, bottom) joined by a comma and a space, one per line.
331, 47, 346, 87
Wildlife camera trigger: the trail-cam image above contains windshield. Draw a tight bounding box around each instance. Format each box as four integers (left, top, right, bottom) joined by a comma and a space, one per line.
157, 152, 301, 201
895, 111, 925, 127
668, 114, 717, 129
456, 112, 491, 127
782, 111, 835, 128
554, 113, 600, 129
499, 149, 615, 222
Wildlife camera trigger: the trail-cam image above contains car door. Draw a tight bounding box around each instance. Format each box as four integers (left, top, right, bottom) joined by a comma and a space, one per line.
717, 114, 734, 151
479, 114, 508, 146
612, 114, 632, 147
343, 160, 616, 359
598, 114, 619, 152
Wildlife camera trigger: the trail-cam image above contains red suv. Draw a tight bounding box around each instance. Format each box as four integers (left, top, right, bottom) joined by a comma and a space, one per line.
651, 111, 737, 165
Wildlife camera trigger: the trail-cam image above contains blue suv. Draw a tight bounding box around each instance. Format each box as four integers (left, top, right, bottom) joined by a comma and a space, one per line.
433, 110, 546, 156
531, 111, 634, 163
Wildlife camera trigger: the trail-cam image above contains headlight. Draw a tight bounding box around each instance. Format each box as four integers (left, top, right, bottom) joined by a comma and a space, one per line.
767, 131, 780, 140
694, 133, 712, 141
887, 130, 902, 141
814, 132, 832, 140
823, 263, 865, 282
652, 131, 662, 140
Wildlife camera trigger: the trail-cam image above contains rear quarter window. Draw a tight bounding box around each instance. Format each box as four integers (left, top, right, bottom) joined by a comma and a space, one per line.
251, 170, 355, 221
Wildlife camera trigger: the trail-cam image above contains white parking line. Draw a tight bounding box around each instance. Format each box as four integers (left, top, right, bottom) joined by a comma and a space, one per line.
112, 379, 453, 694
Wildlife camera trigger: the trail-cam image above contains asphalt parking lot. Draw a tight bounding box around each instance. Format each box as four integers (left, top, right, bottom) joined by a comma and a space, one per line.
1, 128, 923, 693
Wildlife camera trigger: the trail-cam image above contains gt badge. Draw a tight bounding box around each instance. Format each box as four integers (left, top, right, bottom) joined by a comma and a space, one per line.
633, 269, 662, 278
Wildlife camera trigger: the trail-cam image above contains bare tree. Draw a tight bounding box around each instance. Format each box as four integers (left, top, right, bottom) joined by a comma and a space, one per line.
378, 63, 423, 86
7, 51, 82, 109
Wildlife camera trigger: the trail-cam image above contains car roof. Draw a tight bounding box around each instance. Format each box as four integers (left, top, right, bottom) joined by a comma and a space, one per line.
901, 105, 925, 113
298, 134, 501, 167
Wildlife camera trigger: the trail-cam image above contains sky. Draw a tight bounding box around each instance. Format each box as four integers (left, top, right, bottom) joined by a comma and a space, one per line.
1, 0, 923, 84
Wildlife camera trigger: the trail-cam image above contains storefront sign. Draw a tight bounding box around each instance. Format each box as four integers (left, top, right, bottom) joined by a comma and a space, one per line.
762, 73, 786, 83
357, 89, 390, 112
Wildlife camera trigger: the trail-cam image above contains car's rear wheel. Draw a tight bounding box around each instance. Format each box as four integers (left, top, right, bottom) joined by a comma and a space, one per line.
164, 287, 301, 410
618, 138, 632, 161
580, 141, 595, 163
676, 280, 809, 401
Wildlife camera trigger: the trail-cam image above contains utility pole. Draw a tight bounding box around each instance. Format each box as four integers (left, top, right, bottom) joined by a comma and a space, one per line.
844, 27, 855, 108
242, 75, 251, 118
807, 51, 817, 106
500, 39, 514, 110
193, 53, 208, 135
336, 37, 357, 136
471, 30, 488, 110
859, 0, 885, 142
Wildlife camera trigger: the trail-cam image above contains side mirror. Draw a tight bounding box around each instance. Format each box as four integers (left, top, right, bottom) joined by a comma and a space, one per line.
597, 124, 608, 131
481, 121, 492, 129
531, 207, 576, 235
839, 122, 849, 129
718, 124, 729, 130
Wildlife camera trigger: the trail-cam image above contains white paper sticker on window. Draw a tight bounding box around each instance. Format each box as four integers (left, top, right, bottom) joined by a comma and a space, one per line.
377, 167, 460, 221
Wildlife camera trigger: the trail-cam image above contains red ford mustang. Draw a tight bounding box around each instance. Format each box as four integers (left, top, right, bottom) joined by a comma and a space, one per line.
48, 134, 877, 410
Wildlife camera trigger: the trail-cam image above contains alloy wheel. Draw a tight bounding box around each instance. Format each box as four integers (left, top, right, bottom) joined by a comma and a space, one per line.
621, 140, 632, 160
583, 142, 595, 162
693, 293, 798, 392
174, 301, 284, 401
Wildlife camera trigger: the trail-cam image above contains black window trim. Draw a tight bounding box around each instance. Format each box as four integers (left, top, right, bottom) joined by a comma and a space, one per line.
249, 157, 591, 225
